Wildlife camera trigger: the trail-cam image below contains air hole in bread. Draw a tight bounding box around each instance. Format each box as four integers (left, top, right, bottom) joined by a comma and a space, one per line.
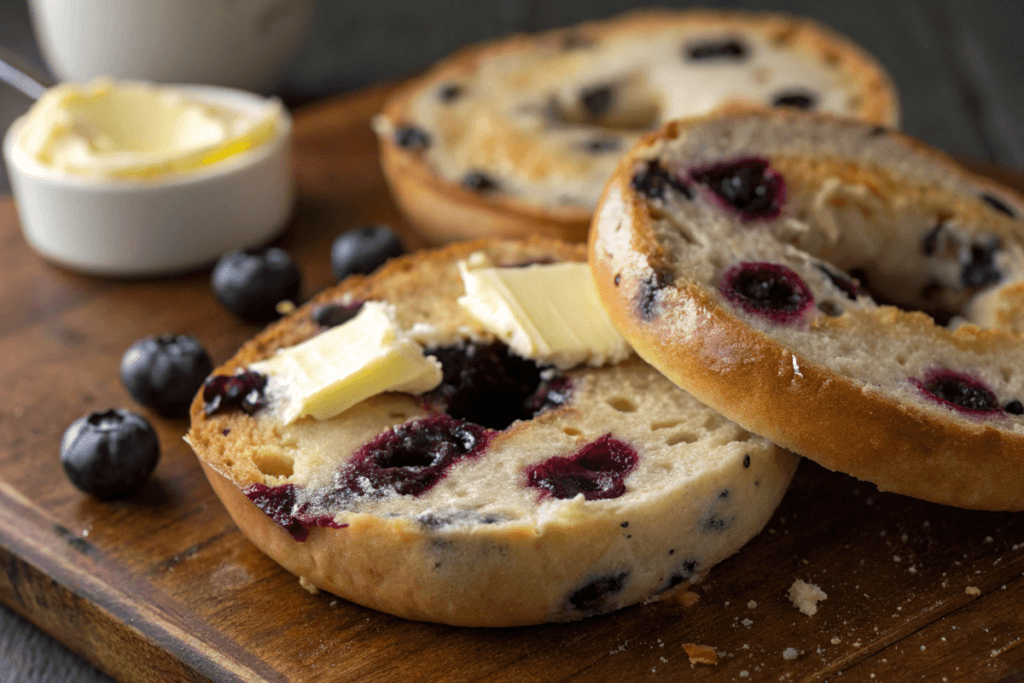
733, 429, 755, 443
389, 412, 409, 420
666, 431, 698, 446
254, 452, 295, 478
702, 414, 726, 431
608, 397, 638, 412
651, 420, 680, 430
563, 427, 582, 436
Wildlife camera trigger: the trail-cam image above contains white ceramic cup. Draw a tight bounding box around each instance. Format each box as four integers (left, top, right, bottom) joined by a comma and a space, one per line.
28, 0, 315, 92
3, 85, 295, 277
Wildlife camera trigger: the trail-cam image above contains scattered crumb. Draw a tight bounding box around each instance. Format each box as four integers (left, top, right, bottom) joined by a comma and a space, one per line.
329, 600, 338, 606
985, 536, 993, 543
682, 643, 718, 665
783, 648, 799, 661
921, 646, 926, 651
747, 600, 758, 609
893, 555, 901, 563
299, 576, 320, 594
831, 637, 842, 645
966, 586, 981, 597
741, 618, 753, 627
788, 579, 827, 616
908, 566, 917, 574
659, 588, 700, 608
276, 300, 297, 315
739, 671, 750, 678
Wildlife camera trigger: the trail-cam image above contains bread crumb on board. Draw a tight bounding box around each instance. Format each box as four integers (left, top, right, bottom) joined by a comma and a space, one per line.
299, 576, 320, 594
783, 647, 800, 661
682, 643, 718, 665
788, 579, 827, 616
966, 586, 981, 596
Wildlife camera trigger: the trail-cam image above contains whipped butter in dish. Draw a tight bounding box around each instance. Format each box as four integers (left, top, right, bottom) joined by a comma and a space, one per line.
13, 78, 283, 179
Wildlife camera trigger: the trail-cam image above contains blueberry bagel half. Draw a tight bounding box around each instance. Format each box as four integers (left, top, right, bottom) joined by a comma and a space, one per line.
374, 9, 899, 245
186, 238, 798, 626
590, 109, 1024, 511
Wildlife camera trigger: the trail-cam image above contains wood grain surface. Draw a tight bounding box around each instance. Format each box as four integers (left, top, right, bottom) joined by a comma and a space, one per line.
1, 83, 1024, 683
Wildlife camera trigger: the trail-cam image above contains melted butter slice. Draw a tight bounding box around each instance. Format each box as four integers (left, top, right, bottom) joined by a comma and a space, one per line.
458, 258, 631, 369
250, 302, 442, 424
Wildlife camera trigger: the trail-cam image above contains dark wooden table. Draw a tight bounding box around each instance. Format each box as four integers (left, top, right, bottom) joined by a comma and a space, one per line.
1, 82, 1024, 683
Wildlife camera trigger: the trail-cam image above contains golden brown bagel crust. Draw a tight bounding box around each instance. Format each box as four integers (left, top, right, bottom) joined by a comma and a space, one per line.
188, 237, 798, 626
376, 8, 900, 245
590, 110, 1024, 511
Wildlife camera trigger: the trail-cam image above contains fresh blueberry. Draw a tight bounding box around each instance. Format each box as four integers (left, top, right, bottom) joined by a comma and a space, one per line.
120, 334, 212, 417
211, 247, 301, 323
330, 225, 404, 282
60, 409, 160, 499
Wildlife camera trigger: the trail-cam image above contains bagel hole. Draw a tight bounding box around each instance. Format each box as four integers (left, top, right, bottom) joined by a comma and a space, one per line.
651, 420, 680, 430
666, 431, 698, 446
608, 397, 638, 412
253, 452, 295, 478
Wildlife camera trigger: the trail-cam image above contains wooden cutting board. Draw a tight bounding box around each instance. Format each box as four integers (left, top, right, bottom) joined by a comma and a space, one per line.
1, 83, 1023, 683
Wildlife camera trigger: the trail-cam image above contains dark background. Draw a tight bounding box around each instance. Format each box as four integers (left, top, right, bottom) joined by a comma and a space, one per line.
1, 0, 1022, 681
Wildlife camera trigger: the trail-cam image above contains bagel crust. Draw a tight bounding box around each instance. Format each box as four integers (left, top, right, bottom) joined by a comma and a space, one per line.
375, 9, 900, 244
187, 238, 798, 626
590, 110, 1024, 511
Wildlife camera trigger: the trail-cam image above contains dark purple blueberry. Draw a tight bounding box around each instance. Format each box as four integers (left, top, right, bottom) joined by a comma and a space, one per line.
60, 409, 160, 499
119, 334, 212, 417
582, 137, 621, 153
525, 434, 638, 501
525, 377, 573, 415
312, 300, 365, 328
1005, 400, 1024, 415
981, 193, 1016, 218
462, 171, 499, 193
202, 370, 268, 416
911, 370, 1000, 416
815, 264, 864, 301
424, 341, 546, 430
921, 221, 944, 256
245, 483, 348, 542
394, 125, 431, 150
721, 262, 814, 324
961, 239, 1002, 289
772, 91, 816, 110
331, 224, 404, 282
568, 572, 628, 613
579, 85, 613, 118
211, 247, 301, 323
690, 157, 785, 221
631, 161, 693, 201
685, 39, 748, 61
638, 267, 675, 321
334, 416, 493, 498
438, 83, 463, 102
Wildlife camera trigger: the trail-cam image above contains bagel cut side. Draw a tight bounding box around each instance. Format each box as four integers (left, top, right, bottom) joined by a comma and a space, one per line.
375, 9, 900, 245
187, 238, 799, 627
591, 109, 1024, 511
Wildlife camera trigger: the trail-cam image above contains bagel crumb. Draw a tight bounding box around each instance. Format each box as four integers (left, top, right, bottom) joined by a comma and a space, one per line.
783, 647, 799, 660
966, 586, 981, 596
788, 579, 827, 616
682, 643, 718, 665
299, 576, 320, 594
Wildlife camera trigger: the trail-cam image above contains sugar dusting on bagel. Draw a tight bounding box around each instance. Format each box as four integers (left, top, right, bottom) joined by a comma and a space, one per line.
590, 109, 1024, 511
